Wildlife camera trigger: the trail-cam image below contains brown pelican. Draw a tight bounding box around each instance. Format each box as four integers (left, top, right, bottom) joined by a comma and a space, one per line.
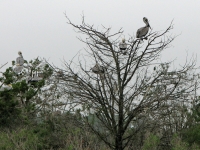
14, 51, 24, 74
119, 39, 127, 55
136, 17, 151, 40
16, 51, 24, 66
91, 64, 105, 74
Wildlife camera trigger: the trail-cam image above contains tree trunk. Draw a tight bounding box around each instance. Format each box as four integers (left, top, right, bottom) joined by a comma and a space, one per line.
115, 134, 123, 150
115, 95, 124, 150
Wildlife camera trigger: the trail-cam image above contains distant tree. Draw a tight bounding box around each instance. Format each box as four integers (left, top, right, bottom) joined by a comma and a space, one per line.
57, 15, 199, 150
0, 58, 53, 128
181, 96, 200, 147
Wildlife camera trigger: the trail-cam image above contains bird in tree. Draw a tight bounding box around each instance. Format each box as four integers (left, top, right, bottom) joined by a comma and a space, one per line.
91, 64, 105, 74
16, 51, 24, 66
119, 38, 127, 55
136, 17, 151, 40
14, 51, 24, 74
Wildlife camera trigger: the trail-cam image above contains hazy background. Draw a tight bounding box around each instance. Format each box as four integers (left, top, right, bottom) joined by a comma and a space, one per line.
1, 0, 200, 70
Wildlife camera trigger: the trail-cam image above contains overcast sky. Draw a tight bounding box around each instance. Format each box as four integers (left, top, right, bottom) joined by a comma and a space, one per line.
1, 0, 200, 70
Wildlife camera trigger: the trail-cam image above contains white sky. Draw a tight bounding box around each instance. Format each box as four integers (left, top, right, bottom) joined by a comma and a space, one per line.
1, 0, 200, 70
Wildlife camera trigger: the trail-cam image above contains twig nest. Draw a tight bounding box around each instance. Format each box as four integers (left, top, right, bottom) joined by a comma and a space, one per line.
29, 76, 42, 83
57, 71, 64, 77
27, 73, 43, 83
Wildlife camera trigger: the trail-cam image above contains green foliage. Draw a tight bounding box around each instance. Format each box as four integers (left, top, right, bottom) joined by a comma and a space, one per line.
25, 88, 36, 100
171, 134, 189, 150
142, 133, 160, 150
12, 60, 15, 66
181, 102, 200, 147
2, 67, 14, 85
0, 113, 109, 150
141, 133, 200, 150
68, 144, 74, 150
182, 125, 200, 146
0, 128, 41, 150
165, 133, 200, 150
12, 80, 28, 93
193, 103, 200, 122
0, 58, 53, 128
42, 64, 53, 79
28, 79, 45, 89
0, 90, 21, 127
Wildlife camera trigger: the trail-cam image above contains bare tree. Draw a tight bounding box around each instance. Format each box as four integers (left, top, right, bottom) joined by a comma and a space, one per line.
0, 62, 8, 70
57, 15, 199, 150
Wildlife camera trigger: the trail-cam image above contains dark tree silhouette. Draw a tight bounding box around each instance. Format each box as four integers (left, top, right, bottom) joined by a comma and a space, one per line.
57, 15, 199, 150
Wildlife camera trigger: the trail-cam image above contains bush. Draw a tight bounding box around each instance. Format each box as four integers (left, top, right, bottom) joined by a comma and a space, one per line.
0, 90, 21, 127
0, 128, 40, 150
142, 133, 160, 150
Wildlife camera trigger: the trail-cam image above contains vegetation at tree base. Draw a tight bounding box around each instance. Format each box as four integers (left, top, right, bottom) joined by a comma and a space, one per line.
1, 17, 200, 150
0, 88, 21, 127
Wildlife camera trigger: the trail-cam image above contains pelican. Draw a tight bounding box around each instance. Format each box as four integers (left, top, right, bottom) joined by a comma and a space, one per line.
14, 51, 24, 74
136, 17, 151, 40
119, 39, 127, 50
119, 39, 127, 55
16, 51, 24, 66
91, 64, 105, 74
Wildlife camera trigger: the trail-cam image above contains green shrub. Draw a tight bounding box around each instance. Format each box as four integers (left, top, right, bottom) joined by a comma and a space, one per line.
142, 133, 160, 150
0, 128, 41, 150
